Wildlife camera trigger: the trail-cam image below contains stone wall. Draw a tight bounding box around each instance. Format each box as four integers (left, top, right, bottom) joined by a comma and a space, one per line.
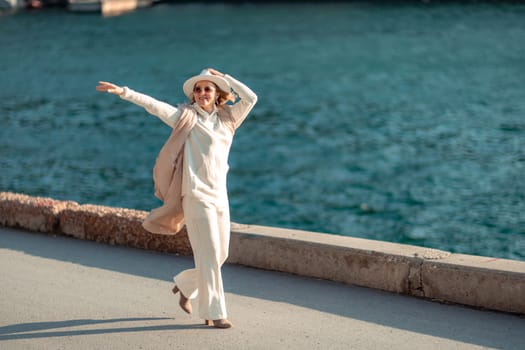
1, 191, 524, 315
0, 192, 192, 255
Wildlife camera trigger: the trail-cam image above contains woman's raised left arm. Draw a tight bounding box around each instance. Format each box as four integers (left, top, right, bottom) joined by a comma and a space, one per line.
224, 74, 258, 129
208, 69, 257, 129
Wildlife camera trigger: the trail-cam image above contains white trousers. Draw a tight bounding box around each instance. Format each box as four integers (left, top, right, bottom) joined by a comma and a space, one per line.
174, 197, 230, 320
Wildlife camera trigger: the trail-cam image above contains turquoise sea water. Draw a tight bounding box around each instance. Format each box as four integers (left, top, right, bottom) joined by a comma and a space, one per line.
1, 3, 524, 260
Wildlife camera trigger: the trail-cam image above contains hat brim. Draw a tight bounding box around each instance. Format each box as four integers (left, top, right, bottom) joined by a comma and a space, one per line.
183, 74, 230, 99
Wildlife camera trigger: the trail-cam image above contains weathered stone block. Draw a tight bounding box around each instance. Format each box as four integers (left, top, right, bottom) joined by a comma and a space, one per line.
229, 224, 425, 294
422, 255, 525, 314
59, 203, 192, 255
0, 192, 78, 233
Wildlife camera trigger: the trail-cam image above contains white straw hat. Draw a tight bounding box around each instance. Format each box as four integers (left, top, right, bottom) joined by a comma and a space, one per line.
183, 69, 231, 99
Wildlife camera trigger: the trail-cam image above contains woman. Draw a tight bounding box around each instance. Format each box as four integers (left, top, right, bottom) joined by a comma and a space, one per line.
96, 68, 257, 329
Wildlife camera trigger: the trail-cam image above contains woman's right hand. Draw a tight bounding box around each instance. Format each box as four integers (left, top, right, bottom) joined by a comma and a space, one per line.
96, 81, 124, 96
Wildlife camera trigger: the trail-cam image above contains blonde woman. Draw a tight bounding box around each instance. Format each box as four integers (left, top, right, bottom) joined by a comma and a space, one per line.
96, 68, 257, 329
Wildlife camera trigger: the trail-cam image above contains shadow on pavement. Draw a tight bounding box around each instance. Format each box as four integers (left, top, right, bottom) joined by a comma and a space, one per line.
0, 317, 204, 341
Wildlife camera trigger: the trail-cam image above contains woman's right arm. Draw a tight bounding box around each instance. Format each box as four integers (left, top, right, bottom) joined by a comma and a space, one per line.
96, 81, 181, 127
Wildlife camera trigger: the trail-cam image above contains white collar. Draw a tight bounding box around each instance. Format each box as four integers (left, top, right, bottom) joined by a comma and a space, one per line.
193, 103, 217, 119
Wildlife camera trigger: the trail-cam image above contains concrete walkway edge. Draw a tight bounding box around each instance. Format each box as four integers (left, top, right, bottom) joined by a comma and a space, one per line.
1, 191, 524, 315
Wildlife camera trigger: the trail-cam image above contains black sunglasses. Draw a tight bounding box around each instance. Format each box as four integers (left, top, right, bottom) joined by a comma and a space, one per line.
193, 86, 216, 93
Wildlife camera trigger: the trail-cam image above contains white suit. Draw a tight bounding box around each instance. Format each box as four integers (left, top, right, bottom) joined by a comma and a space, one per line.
121, 74, 257, 320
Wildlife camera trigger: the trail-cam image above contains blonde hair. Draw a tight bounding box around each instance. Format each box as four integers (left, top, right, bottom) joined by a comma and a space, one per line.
216, 88, 236, 106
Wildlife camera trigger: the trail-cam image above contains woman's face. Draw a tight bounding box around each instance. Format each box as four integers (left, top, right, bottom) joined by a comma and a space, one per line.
193, 80, 218, 113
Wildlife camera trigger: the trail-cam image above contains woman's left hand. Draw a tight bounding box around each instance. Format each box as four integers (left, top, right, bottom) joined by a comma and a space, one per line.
207, 68, 225, 77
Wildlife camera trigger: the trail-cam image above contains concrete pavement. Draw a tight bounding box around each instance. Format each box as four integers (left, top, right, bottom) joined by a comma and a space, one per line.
1, 227, 523, 350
